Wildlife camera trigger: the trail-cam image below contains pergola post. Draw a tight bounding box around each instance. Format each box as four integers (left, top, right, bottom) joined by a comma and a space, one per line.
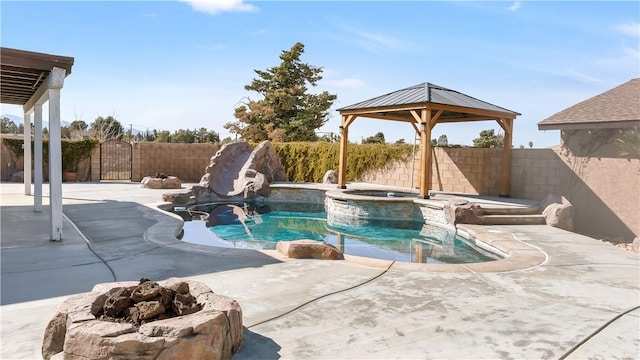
47, 67, 65, 241
338, 115, 357, 189
499, 118, 513, 197
23, 111, 32, 195
34, 104, 43, 212
337, 122, 349, 189
418, 109, 432, 199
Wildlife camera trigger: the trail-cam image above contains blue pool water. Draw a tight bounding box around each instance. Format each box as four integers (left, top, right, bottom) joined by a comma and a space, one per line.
177, 202, 499, 264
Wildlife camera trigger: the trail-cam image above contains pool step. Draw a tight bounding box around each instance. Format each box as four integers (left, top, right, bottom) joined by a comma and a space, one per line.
478, 214, 547, 225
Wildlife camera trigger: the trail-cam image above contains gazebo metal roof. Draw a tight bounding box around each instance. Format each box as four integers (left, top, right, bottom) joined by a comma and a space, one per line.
339, 82, 520, 117
336, 82, 519, 198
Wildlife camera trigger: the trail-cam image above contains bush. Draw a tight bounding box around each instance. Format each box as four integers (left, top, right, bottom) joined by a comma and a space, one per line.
2, 137, 99, 172
273, 142, 414, 182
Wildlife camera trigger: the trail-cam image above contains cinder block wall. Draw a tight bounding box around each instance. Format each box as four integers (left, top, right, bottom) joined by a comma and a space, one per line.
131, 142, 220, 182
510, 148, 561, 200
362, 147, 561, 199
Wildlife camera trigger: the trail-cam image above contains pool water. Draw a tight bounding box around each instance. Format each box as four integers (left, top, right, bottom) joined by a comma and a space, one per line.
177, 202, 500, 264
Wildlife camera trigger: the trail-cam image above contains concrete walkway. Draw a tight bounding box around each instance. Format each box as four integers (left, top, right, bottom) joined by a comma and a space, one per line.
1, 182, 638, 359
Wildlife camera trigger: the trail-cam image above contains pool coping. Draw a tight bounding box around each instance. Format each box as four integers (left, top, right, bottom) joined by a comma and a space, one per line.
148, 201, 548, 274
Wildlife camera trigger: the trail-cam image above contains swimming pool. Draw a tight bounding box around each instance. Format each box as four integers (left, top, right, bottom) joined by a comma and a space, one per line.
176, 202, 500, 264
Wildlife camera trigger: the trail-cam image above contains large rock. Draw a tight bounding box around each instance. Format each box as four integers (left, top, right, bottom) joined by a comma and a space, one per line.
443, 199, 483, 225
277, 240, 344, 260
199, 141, 286, 199
42, 278, 243, 360
142, 175, 182, 189
322, 170, 338, 184
539, 193, 573, 231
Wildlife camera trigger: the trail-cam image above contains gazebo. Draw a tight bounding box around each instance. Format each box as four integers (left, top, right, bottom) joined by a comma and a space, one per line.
337, 83, 520, 198
1, 47, 75, 241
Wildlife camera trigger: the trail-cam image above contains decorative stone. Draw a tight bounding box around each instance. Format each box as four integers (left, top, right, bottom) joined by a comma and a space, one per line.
162, 190, 194, 205
443, 200, 483, 225
277, 240, 344, 260
198, 140, 287, 200
42, 278, 243, 360
539, 193, 573, 231
322, 170, 338, 184
141, 175, 182, 189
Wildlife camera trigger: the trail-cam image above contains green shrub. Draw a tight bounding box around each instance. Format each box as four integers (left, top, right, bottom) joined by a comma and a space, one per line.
62, 138, 99, 172
2, 137, 99, 172
273, 142, 414, 182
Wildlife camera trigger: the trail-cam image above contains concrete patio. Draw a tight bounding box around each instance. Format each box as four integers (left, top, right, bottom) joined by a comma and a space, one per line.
1, 182, 638, 359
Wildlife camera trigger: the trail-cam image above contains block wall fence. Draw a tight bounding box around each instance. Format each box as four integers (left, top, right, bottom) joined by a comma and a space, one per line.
362, 147, 562, 201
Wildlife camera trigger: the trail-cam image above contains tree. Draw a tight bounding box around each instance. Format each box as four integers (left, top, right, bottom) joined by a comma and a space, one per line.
224, 42, 337, 142
472, 129, 504, 148
90, 116, 124, 140
0, 117, 18, 133
528, 141, 533, 149
437, 134, 448, 146
362, 132, 386, 144
154, 130, 172, 143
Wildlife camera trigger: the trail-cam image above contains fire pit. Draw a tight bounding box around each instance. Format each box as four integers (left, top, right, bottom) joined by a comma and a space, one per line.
42, 278, 243, 360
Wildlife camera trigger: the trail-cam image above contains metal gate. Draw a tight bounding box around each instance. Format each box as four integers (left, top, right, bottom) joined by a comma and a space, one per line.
100, 140, 132, 180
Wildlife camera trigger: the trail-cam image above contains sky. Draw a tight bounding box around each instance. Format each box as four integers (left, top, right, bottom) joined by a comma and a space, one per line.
1, 0, 638, 148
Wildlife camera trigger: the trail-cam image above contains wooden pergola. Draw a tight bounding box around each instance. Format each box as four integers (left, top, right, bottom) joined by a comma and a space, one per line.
1, 47, 74, 241
337, 83, 520, 198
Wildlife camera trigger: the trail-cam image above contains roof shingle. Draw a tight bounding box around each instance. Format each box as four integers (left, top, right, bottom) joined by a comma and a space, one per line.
538, 78, 640, 130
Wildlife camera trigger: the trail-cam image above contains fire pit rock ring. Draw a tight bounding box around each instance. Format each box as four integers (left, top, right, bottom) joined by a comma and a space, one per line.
42, 277, 243, 360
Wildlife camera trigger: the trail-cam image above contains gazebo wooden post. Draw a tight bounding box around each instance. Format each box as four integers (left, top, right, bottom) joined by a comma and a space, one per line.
499, 118, 513, 197
419, 109, 432, 199
337, 115, 349, 189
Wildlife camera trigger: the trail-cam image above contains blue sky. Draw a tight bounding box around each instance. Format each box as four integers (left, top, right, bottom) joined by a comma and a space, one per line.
1, 1, 638, 147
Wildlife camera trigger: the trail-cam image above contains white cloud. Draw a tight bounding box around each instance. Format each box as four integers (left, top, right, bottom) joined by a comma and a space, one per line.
180, 0, 257, 16
615, 21, 640, 38
507, 1, 521, 12
326, 78, 366, 89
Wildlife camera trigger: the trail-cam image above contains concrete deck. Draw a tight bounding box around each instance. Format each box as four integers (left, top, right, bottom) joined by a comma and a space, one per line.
1, 182, 638, 359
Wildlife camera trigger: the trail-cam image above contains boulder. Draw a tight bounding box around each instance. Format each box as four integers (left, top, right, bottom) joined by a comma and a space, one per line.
539, 193, 573, 231
322, 170, 338, 184
199, 141, 286, 199
277, 240, 343, 260
162, 190, 194, 206
443, 200, 483, 225
142, 175, 182, 189
632, 237, 640, 254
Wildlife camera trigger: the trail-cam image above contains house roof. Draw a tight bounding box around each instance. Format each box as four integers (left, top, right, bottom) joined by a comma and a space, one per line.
338, 82, 520, 118
1, 47, 74, 105
538, 78, 640, 130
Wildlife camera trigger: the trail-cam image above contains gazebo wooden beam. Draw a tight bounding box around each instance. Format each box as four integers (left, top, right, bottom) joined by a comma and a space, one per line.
437, 116, 500, 123
356, 113, 416, 123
